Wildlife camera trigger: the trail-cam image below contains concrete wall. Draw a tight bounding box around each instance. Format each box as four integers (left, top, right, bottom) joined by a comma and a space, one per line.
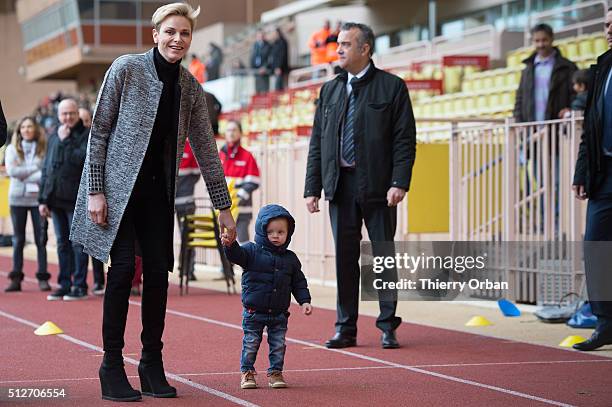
0, 11, 76, 122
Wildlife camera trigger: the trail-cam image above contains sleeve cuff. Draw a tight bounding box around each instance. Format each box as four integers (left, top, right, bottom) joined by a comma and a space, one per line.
89, 164, 104, 194
207, 180, 232, 209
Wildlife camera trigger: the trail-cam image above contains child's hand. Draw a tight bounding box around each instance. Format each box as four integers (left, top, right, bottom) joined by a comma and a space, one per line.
301, 303, 312, 315
221, 233, 232, 246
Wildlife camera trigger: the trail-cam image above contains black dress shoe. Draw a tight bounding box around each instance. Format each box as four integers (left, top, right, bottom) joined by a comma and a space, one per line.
99, 364, 142, 402
573, 330, 612, 351
138, 358, 177, 398
382, 330, 400, 349
325, 332, 356, 349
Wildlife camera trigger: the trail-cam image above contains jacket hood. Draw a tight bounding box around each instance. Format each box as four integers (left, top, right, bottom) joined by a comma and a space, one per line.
254, 204, 295, 253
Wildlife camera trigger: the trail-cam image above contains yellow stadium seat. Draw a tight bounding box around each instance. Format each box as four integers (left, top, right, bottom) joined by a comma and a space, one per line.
483, 75, 494, 90
453, 97, 465, 116
464, 96, 476, 116
564, 41, 579, 60
494, 72, 505, 89
578, 37, 594, 59
594, 36, 607, 56
463, 79, 473, 93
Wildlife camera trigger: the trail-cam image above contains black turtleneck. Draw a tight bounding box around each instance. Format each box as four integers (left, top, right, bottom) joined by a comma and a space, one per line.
134, 47, 181, 201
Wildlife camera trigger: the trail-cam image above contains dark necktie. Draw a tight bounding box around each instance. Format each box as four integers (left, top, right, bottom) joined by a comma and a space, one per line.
603, 71, 612, 152
342, 78, 357, 165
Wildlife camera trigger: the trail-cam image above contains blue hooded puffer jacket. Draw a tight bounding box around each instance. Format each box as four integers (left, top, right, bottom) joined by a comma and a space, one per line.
224, 204, 311, 314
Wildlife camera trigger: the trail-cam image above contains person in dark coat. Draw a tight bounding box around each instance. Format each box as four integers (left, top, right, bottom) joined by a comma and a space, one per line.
206, 42, 223, 81
304, 23, 416, 350
0, 99, 7, 146
270, 28, 289, 91
572, 7, 612, 352
223, 204, 312, 390
39, 98, 89, 301
513, 23, 578, 122
251, 30, 271, 94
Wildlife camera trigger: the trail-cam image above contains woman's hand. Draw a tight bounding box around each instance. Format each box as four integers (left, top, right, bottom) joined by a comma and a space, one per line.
88, 193, 108, 227
218, 209, 237, 245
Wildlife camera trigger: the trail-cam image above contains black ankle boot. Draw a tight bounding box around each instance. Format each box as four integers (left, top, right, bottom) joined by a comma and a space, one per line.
99, 356, 141, 402
138, 353, 176, 398
5, 278, 21, 292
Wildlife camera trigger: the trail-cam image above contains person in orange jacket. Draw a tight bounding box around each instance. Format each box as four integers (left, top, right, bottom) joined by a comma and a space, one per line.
188, 53, 206, 84
325, 21, 341, 63
308, 21, 330, 66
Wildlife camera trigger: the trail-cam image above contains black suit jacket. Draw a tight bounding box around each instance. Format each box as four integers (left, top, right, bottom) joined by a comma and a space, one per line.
304, 62, 417, 204
574, 49, 612, 197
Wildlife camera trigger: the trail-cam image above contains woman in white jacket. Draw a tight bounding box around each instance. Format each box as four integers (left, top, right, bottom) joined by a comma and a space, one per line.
4, 117, 49, 292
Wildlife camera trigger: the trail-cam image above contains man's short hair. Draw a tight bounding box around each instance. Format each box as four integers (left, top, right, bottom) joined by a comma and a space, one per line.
530, 23, 554, 38
340, 22, 375, 57
572, 69, 589, 87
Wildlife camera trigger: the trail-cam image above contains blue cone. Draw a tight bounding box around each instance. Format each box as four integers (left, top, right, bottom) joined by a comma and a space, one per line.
498, 299, 521, 317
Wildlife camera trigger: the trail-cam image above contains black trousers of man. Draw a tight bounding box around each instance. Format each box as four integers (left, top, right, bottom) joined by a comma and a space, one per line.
329, 168, 402, 336
102, 177, 172, 363
584, 157, 612, 330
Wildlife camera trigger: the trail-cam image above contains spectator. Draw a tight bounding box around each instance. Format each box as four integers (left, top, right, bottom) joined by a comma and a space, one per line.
79, 107, 92, 128
189, 53, 206, 84
231, 58, 246, 75
176, 139, 199, 281
572, 7, 612, 352
204, 90, 222, 135
0, 99, 7, 146
571, 69, 589, 111
513, 23, 577, 122
40, 98, 89, 301
4, 117, 49, 293
219, 120, 260, 243
206, 42, 223, 81
270, 28, 289, 91
251, 30, 271, 94
304, 22, 416, 350
308, 20, 330, 66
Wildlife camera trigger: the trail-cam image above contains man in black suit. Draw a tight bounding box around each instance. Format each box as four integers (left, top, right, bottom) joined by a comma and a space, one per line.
304, 22, 416, 349
572, 8, 612, 351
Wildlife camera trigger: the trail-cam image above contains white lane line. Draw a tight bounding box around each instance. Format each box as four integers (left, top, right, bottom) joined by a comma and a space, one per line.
2, 357, 611, 385
128, 301, 576, 407
3, 272, 580, 406
0, 309, 259, 407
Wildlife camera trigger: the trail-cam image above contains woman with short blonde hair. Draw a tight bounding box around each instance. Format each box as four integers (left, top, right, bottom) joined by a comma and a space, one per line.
70, 2, 237, 402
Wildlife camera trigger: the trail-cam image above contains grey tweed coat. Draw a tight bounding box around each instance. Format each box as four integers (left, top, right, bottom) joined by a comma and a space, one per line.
70, 48, 231, 263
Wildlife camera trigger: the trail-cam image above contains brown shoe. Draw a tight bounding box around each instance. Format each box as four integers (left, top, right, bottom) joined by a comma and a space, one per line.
268, 371, 287, 388
240, 371, 257, 389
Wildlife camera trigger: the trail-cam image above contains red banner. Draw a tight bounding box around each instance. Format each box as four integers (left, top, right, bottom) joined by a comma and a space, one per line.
404, 79, 444, 92
443, 55, 489, 69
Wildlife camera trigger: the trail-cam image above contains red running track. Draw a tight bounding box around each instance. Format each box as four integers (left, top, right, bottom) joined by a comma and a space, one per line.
1, 255, 611, 406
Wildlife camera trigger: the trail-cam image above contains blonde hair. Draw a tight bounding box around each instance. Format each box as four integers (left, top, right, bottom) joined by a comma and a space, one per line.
151, 2, 200, 31
12, 116, 47, 162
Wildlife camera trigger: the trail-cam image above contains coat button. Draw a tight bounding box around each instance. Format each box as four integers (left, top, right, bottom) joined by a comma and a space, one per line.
273, 289, 277, 292
268, 309, 272, 313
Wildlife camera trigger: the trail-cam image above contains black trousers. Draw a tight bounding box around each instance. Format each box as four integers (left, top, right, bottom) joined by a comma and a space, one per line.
329, 168, 402, 336
102, 181, 172, 360
584, 157, 612, 324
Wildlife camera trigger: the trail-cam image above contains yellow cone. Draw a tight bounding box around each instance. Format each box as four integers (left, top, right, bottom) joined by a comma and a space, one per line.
465, 316, 492, 327
559, 335, 587, 348
34, 321, 63, 336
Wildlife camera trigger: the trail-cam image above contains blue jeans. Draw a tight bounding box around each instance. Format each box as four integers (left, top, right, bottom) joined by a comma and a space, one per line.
50, 207, 88, 290
240, 309, 288, 373
9, 206, 48, 281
